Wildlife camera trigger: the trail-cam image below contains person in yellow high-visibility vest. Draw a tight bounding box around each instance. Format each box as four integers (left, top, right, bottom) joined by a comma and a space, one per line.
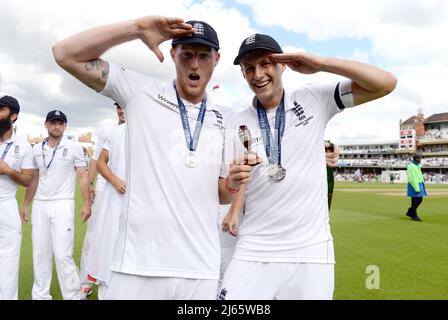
406, 152, 427, 222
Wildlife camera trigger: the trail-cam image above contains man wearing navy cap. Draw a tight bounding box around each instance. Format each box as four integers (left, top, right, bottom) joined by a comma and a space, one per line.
21, 110, 91, 300
219, 34, 397, 300
0, 95, 34, 300
52, 16, 256, 299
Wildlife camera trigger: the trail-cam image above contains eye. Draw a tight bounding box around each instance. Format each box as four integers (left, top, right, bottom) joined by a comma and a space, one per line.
244, 66, 254, 73
199, 52, 212, 59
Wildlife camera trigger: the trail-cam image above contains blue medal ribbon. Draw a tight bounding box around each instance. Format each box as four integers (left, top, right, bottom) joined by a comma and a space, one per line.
174, 85, 207, 153
42, 138, 60, 170
256, 92, 286, 166
1, 142, 13, 160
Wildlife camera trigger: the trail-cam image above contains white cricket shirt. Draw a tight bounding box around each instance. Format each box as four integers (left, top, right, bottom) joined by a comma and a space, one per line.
0, 134, 34, 201
232, 81, 353, 263
102, 123, 126, 180
101, 64, 233, 279
93, 125, 116, 193
33, 138, 86, 201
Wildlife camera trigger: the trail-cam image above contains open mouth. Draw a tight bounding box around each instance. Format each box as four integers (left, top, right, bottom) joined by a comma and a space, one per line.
189, 73, 200, 81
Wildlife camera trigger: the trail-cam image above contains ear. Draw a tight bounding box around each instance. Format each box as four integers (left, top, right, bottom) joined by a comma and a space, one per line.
279, 63, 287, 72
10, 113, 18, 123
214, 51, 221, 67
170, 47, 176, 60
240, 66, 247, 80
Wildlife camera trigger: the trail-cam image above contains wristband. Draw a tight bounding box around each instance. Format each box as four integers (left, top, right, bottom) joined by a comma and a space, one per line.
225, 176, 240, 193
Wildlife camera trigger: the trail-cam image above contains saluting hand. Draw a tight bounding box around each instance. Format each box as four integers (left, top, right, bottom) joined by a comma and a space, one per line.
270, 52, 326, 75
136, 16, 195, 62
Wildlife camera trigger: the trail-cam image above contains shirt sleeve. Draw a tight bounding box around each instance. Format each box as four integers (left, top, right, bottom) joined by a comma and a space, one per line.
73, 143, 87, 167
92, 127, 108, 161
100, 63, 158, 109
20, 143, 36, 170
302, 79, 353, 125
103, 141, 112, 152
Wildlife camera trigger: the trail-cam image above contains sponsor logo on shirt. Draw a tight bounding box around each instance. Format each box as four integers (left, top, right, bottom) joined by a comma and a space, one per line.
292, 101, 314, 127
157, 94, 179, 110
157, 93, 225, 130
14, 145, 20, 156
62, 148, 68, 159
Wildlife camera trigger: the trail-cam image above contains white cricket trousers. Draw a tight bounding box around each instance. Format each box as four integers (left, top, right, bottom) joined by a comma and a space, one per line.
0, 198, 21, 300
103, 272, 219, 300
219, 259, 334, 300
79, 189, 104, 290
31, 199, 81, 300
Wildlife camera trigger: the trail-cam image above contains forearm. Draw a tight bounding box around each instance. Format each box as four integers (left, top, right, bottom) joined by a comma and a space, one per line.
6, 169, 33, 187
218, 178, 236, 205
22, 172, 38, 207
78, 172, 91, 205
227, 186, 245, 216
97, 158, 120, 186
88, 159, 98, 185
53, 19, 140, 67
322, 57, 397, 103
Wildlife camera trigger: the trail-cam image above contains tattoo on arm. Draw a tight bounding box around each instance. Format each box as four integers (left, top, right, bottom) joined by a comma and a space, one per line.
85, 59, 109, 81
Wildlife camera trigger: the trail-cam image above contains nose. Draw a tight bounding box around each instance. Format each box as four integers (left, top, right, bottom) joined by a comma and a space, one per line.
191, 55, 200, 70
254, 65, 264, 80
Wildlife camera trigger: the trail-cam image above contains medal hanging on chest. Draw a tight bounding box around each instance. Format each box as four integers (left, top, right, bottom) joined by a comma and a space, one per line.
175, 84, 207, 168
256, 92, 287, 182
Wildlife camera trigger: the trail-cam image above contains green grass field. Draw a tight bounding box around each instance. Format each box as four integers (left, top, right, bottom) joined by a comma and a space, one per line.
15, 181, 448, 300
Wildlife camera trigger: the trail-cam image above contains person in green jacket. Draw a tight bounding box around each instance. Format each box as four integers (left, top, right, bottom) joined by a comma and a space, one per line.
406, 152, 427, 221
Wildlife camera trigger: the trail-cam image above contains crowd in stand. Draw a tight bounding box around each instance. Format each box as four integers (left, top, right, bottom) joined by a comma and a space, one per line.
337, 157, 448, 167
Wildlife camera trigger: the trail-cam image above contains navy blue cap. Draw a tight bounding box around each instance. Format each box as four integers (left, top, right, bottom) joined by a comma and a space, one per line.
171, 20, 220, 50
234, 33, 283, 65
46, 110, 67, 123
0, 95, 20, 114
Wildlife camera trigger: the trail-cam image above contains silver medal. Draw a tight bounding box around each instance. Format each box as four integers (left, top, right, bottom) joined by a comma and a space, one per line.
184, 151, 199, 168
268, 164, 286, 182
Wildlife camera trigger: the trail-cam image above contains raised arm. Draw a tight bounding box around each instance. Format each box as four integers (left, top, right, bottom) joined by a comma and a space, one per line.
52, 16, 194, 92
270, 53, 397, 106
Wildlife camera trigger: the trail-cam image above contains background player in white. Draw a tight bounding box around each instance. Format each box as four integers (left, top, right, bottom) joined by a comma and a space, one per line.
21, 110, 91, 300
52, 16, 256, 299
0, 95, 34, 300
79, 102, 125, 299
86, 121, 126, 299
218, 34, 397, 300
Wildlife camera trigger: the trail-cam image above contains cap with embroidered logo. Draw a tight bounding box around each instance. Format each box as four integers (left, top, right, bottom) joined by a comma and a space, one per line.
171, 20, 220, 50
234, 33, 283, 65
46, 110, 67, 123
